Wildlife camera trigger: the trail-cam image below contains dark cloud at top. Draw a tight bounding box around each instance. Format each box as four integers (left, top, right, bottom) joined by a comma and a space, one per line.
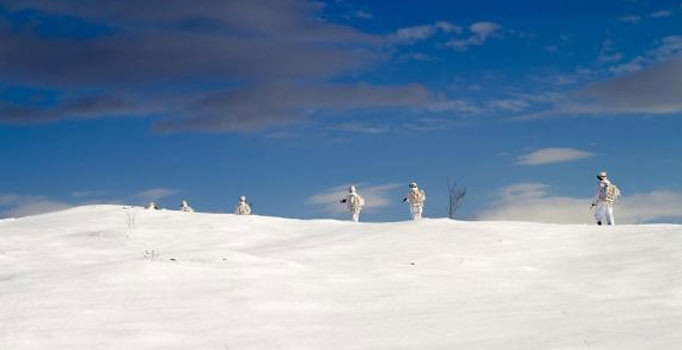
0, 0, 380, 85
578, 57, 682, 113
0, 0, 429, 131
515, 56, 682, 120
0, 95, 140, 123
155, 82, 431, 132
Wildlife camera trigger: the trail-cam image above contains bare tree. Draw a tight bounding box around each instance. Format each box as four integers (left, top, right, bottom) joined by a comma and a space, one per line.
447, 177, 467, 219
124, 206, 138, 238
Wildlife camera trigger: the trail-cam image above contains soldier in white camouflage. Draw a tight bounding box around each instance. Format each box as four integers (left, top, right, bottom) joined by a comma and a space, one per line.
403, 182, 426, 220
180, 200, 194, 213
591, 171, 620, 225
340, 185, 365, 222
235, 195, 251, 215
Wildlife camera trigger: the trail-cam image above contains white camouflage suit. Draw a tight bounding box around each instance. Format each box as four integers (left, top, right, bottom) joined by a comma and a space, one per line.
180, 200, 194, 213
235, 197, 251, 215
592, 178, 615, 225
406, 185, 426, 220
341, 187, 365, 222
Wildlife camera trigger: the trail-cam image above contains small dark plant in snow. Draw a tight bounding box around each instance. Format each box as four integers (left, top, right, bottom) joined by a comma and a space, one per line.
447, 177, 467, 219
123, 207, 138, 238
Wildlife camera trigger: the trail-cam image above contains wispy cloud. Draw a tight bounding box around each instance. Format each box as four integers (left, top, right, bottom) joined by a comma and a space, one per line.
609, 35, 682, 75
402, 117, 466, 133
650, 10, 673, 18
327, 122, 390, 134
390, 21, 461, 45
619, 15, 642, 23
477, 183, 682, 224
516, 147, 595, 165
446, 21, 501, 51
399, 52, 438, 62
307, 183, 401, 215
354, 10, 373, 20
487, 98, 531, 112
135, 188, 177, 201
545, 45, 559, 53
598, 39, 623, 63
426, 99, 482, 114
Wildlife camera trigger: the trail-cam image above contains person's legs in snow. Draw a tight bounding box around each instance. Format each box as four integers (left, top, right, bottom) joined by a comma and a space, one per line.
351, 211, 360, 223
410, 205, 422, 220
606, 204, 615, 225
594, 203, 606, 225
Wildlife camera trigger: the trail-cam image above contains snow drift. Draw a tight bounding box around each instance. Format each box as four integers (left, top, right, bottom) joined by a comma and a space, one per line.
1, 205, 681, 349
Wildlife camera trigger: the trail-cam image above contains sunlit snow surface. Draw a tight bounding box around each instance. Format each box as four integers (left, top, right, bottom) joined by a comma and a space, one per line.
1, 205, 681, 349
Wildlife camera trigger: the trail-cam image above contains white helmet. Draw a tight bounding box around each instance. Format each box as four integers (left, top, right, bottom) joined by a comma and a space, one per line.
348, 185, 356, 193
409, 182, 418, 188
239, 195, 246, 202
597, 171, 607, 179
181, 200, 188, 206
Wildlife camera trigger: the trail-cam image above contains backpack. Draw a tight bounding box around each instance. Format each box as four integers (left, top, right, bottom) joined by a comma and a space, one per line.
408, 189, 425, 204
603, 183, 621, 202
349, 194, 365, 210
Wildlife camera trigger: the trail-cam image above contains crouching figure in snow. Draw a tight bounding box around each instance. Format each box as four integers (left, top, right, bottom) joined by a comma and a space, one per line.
235, 195, 251, 215
403, 182, 426, 220
180, 200, 194, 213
146, 201, 159, 210
340, 185, 365, 222
591, 171, 620, 226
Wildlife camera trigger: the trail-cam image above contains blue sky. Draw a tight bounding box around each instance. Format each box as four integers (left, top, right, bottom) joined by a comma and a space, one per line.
1, 0, 682, 223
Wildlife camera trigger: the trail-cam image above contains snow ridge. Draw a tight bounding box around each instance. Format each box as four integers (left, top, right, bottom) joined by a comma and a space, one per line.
1, 205, 681, 349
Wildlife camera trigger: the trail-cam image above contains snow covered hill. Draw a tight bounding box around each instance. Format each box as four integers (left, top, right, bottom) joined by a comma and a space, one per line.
1, 205, 681, 350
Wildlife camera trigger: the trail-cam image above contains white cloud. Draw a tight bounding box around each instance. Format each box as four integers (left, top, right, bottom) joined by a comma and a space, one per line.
399, 52, 437, 62
545, 45, 559, 53
598, 39, 624, 63
516, 147, 595, 165
391, 24, 437, 44
390, 21, 461, 45
488, 99, 531, 112
650, 10, 673, 18
477, 183, 682, 224
264, 130, 298, 140
532, 73, 581, 87
426, 99, 481, 114
327, 122, 390, 134
136, 188, 177, 201
619, 15, 641, 23
446, 21, 501, 51
470, 21, 501, 37
401, 117, 464, 133
307, 183, 401, 215
434, 21, 462, 34
354, 10, 372, 19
